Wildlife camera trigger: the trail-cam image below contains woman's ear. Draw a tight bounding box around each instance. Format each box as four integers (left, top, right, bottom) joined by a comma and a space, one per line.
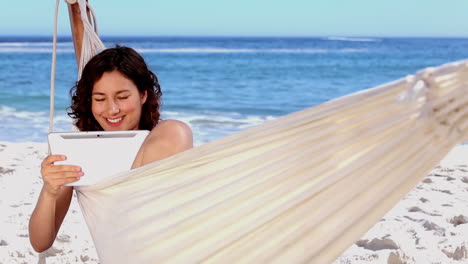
141, 90, 148, 104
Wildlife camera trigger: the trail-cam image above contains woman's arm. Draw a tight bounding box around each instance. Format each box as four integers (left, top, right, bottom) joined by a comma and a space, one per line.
29, 155, 83, 252
29, 120, 192, 251
132, 120, 193, 168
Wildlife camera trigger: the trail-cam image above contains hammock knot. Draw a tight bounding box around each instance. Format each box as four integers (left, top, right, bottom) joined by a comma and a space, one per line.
398, 77, 426, 103
416, 65, 467, 143
398, 66, 465, 143
398, 74, 431, 120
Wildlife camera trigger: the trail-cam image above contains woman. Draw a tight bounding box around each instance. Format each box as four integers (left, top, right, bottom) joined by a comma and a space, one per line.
29, 46, 193, 252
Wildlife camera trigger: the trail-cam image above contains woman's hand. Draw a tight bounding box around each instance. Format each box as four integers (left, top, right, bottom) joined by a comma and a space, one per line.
40, 155, 83, 197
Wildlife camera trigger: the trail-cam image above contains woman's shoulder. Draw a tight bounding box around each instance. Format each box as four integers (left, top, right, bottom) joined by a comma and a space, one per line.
132, 120, 193, 168
147, 119, 193, 147
152, 119, 191, 135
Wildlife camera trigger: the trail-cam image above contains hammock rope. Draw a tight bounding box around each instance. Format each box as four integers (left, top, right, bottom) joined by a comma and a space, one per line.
49, 0, 60, 133
48, 0, 105, 134
41, 1, 104, 261
73, 0, 105, 78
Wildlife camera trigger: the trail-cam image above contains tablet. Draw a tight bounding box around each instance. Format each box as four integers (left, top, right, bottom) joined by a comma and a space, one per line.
48, 130, 150, 186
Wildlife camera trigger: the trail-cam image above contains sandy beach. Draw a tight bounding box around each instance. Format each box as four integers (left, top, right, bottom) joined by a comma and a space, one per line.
0, 142, 98, 263
334, 145, 468, 264
0, 142, 466, 263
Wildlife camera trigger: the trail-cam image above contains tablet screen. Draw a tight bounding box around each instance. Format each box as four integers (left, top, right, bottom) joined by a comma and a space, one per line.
48, 130, 149, 186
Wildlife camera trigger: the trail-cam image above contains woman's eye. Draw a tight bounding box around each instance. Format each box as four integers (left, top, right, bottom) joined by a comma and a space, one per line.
118, 96, 129, 100
94, 98, 105, 102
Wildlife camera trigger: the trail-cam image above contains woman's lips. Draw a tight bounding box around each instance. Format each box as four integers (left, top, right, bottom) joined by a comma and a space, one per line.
105, 116, 124, 127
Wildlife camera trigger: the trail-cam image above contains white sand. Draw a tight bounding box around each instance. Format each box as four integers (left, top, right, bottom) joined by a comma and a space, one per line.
0, 142, 466, 263
0, 142, 98, 263
334, 145, 468, 264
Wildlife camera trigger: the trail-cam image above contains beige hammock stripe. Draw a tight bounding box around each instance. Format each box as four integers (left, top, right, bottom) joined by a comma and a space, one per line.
75, 59, 467, 263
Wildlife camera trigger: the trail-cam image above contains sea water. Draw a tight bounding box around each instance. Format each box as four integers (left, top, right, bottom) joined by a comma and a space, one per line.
1, 36, 468, 144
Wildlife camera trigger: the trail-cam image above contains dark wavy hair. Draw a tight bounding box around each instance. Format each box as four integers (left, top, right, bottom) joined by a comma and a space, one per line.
68, 45, 162, 131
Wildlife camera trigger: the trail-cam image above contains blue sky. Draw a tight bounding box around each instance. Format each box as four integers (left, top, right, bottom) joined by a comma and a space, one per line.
2, 0, 468, 37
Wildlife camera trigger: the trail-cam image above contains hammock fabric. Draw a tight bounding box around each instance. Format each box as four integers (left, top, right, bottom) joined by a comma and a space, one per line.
72, 60, 468, 263
43, 2, 467, 263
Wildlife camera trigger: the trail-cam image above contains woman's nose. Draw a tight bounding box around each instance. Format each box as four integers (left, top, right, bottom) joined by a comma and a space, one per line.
107, 100, 120, 115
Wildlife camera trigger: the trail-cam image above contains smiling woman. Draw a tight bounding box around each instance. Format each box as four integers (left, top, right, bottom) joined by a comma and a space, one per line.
28, 45, 193, 253
68, 46, 161, 132
91, 71, 148, 131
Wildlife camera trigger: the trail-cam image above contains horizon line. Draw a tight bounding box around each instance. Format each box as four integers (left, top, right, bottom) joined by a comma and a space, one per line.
1, 34, 468, 39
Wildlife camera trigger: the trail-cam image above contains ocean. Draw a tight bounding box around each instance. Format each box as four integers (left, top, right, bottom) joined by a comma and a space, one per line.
1, 36, 468, 145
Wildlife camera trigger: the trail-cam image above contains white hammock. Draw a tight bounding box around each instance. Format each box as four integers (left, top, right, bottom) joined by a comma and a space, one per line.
46, 1, 468, 263
75, 59, 468, 263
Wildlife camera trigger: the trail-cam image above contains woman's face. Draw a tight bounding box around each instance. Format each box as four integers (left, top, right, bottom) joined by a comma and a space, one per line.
91, 70, 147, 131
